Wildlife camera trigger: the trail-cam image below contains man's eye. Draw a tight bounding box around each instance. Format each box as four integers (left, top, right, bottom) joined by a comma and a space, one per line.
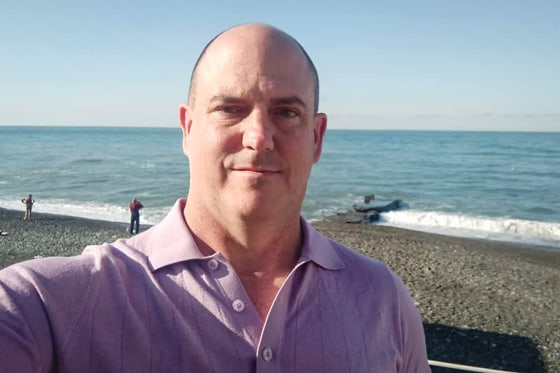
276, 108, 299, 118
217, 106, 243, 114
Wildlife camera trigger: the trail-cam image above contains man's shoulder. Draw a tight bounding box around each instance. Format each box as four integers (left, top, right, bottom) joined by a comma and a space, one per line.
1, 238, 149, 281
0, 240, 155, 322
306, 233, 413, 319
81, 235, 152, 272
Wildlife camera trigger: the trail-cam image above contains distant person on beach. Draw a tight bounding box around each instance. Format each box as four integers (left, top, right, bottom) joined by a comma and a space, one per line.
20, 194, 35, 220
129, 198, 143, 234
0, 24, 430, 372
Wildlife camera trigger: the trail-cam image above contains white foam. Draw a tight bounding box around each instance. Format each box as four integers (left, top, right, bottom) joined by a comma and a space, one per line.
380, 210, 560, 248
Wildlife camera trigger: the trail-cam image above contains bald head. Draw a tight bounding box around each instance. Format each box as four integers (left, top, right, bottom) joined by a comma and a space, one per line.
187, 24, 320, 113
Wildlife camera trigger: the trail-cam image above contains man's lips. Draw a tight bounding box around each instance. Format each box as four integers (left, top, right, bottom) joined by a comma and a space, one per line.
226, 156, 282, 173
233, 167, 280, 173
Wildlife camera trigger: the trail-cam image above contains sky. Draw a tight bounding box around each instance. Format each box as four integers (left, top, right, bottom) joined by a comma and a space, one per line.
1, 0, 559, 131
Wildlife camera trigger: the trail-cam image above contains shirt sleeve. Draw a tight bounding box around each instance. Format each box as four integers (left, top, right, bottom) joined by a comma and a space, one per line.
392, 272, 431, 373
0, 264, 56, 372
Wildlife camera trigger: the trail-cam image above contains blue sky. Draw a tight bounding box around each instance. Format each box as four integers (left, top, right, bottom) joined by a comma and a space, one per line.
1, 1, 559, 131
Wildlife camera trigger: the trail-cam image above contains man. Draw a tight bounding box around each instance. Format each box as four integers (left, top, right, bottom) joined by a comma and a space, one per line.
21, 193, 35, 220
0, 24, 430, 372
129, 198, 143, 234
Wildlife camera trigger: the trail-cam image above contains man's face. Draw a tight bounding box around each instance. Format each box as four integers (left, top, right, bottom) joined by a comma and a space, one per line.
180, 27, 327, 221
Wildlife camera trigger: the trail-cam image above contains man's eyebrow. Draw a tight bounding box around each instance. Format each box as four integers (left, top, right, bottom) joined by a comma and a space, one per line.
209, 95, 308, 109
209, 95, 245, 105
270, 96, 307, 108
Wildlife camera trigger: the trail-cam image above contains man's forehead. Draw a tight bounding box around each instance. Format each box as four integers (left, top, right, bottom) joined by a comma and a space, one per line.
196, 35, 312, 95
200, 76, 313, 108
188, 23, 319, 112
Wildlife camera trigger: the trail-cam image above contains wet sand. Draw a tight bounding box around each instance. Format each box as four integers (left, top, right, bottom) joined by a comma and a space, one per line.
1, 207, 559, 372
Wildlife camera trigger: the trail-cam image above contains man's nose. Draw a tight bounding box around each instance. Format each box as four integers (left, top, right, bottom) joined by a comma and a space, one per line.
242, 110, 274, 151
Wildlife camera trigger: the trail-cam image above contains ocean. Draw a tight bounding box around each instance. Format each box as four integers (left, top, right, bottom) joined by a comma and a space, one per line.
1, 126, 559, 249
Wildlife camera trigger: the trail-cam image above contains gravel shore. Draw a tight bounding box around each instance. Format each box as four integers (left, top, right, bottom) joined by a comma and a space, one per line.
1, 207, 559, 372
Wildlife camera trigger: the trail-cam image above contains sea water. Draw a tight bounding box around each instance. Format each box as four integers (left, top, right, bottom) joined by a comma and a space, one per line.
1, 126, 559, 248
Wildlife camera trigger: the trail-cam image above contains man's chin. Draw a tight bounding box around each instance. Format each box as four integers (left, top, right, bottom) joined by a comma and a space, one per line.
236, 201, 272, 216
230, 196, 279, 220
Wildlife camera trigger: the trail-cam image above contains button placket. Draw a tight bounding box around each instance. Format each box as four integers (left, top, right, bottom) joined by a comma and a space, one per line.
255, 263, 304, 369
209, 257, 263, 348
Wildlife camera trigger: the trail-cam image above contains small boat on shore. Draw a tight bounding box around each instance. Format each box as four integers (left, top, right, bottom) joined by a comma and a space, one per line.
352, 199, 402, 213
324, 196, 404, 224
328, 198, 403, 224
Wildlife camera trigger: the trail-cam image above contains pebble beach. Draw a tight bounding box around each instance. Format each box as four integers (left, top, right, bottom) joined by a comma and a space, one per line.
1, 207, 559, 372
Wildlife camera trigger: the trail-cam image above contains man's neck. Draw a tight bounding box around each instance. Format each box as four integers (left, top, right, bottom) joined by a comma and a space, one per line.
184, 201, 303, 320
185, 204, 302, 271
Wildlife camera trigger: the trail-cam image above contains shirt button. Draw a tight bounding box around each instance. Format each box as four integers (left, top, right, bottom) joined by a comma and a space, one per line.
232, 299, 245, 312
262, 346, 273, 362
207, 259, 219, 270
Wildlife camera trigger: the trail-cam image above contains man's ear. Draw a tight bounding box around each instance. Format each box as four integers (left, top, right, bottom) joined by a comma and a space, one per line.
312, 113, 327, 163
179, 103, 192, 156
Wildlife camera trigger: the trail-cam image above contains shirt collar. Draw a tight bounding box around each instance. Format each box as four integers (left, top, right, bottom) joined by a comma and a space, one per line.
146, 199, 345, 272
146, 199, 207, 271
299, 218, 346, 270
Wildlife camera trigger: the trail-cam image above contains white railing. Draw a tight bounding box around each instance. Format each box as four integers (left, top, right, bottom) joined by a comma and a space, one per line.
429, 359, 519, 373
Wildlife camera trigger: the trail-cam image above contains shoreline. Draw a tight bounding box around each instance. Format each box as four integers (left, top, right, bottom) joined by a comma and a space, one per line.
2, 204, 559, 252
1, 207, 559, 371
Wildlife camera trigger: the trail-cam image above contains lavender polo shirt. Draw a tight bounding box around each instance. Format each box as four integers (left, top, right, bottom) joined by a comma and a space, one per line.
0, 199, 430, 372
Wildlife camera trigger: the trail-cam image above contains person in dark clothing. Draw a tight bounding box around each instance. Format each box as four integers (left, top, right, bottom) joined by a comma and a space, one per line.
129, 198, 143, 234
21, 194, 35, 220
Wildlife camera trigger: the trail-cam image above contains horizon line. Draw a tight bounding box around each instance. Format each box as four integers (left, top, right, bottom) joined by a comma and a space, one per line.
0, 124, 558, 133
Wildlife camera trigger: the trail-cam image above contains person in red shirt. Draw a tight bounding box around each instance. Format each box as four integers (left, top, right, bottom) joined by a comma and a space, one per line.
129, 198, 143, 234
